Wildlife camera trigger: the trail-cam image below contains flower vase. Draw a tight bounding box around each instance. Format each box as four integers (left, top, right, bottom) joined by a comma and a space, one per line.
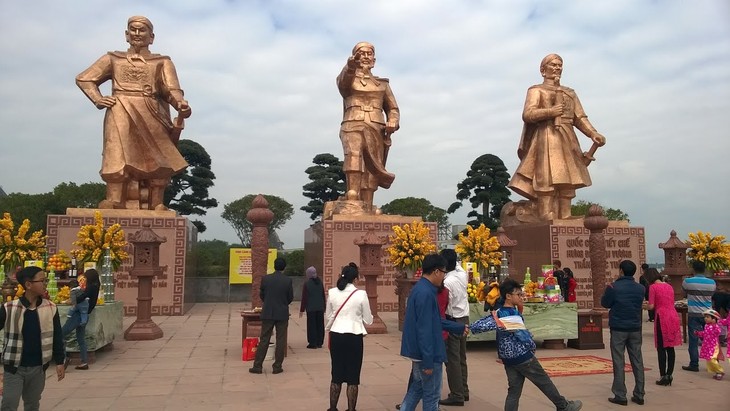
403, 267, 416, 279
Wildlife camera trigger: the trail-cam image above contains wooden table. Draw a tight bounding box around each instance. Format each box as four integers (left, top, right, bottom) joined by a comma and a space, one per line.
241, 310, 287, 356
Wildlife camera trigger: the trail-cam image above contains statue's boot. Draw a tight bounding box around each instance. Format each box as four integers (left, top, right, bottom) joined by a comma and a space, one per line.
558, 196, 573, 219
99, 182, 126, 209
345, 172, 362, 200
148, 179, 169, 211
537, 195, 554, 220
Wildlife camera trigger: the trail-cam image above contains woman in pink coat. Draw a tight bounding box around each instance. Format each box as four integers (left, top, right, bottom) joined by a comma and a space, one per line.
646, 268, 682, 386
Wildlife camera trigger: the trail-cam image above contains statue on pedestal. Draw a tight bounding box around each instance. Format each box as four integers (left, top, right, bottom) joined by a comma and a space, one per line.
76, 16, 191, 211
334, 42, 399, 215
503, 54, 606, 224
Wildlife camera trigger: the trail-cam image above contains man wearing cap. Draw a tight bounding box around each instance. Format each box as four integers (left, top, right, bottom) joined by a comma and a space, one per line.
76, 16, 191, 211
337, 42, 399, 212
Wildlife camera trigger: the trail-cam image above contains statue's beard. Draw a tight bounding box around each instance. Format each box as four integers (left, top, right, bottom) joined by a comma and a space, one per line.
359, 60, 375, 71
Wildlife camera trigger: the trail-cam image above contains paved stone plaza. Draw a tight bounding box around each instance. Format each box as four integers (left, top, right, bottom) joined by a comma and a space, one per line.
36, 303, 725, 410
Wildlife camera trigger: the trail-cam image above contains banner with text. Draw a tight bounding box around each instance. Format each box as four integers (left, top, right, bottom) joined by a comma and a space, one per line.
229, 248, 278, 284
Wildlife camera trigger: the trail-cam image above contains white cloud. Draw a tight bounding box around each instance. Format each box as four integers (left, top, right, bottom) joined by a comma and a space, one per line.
1, 0, 729, 264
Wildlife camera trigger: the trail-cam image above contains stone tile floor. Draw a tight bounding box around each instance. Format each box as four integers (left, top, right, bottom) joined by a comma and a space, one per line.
29, 303, 727, 410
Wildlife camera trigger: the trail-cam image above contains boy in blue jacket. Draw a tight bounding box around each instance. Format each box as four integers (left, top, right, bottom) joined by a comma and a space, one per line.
471, 278, 582, 411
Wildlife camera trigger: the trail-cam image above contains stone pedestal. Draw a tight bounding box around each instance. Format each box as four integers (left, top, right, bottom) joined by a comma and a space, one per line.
46, 208, 197, 316
304, 214, 437, 315
395, 276, 418, 331
502, 219, 645, 310
355, 229, 388, 334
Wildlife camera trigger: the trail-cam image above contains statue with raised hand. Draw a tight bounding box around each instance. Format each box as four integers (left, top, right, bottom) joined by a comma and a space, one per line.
76, 16, 191, 211
507, 53, 606, 221
337, 42, 400, 213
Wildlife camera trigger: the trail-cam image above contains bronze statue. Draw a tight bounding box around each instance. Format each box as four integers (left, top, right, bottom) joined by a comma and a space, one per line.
507, 54, 606, 220
337, 42, 399, 212
76, 16, 191, 210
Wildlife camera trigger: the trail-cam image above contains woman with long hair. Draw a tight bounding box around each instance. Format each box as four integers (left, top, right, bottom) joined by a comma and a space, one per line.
325, 263, 373, 411
645, 268, 682, 386
62, 269, 101, 371
564, 268, 577, 303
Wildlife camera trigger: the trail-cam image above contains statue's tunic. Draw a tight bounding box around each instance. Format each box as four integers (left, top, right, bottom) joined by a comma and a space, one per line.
509, 84, 594, 201
337, 65, 399, 191
76, 52, 188, 182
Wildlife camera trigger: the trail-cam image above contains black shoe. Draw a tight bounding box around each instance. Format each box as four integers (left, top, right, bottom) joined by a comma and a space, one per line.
306, 345, 316, 349
272, 367, 283, 374
464, 394, 469, 401
631, 396, 644, 405
75, 364, 89, 370
608, 397, 628, 406
248, 367, 262, 374
438, 398, 464, 406
682, 365, 700, 372
395, 405, 401, 410
317, 345, 323, 348
656, 374, 673, 386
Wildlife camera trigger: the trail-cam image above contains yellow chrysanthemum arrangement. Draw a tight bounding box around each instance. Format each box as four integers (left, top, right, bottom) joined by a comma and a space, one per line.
455, 224, 501, 271
0, 212, 46, 274
387, 221, 437, 272
687, 231, 730, 272
72, 211, 128, 271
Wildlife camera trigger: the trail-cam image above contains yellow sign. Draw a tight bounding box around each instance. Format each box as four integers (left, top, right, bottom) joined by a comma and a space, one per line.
229, 248, 277, 284
24, 260, 43, 268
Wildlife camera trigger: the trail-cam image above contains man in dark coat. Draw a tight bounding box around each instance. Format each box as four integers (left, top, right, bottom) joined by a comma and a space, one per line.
249, 257, 294, 374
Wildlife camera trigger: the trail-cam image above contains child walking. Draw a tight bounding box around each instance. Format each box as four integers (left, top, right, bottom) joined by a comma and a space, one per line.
695, 309, 725, 380
470, 278, 582, 411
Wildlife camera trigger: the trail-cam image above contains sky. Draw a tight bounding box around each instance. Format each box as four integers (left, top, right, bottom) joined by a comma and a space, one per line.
1, 0, 729, 264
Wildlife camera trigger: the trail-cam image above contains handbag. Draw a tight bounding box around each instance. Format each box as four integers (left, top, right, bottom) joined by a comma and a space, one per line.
326, 289, 359, 349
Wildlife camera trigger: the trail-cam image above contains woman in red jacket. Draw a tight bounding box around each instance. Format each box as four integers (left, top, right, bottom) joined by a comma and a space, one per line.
565, 268, 577, 303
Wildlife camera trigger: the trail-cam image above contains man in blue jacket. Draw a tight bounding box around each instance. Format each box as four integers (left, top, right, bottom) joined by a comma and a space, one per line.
601, 260, 646, 406
398, 254, 466, 411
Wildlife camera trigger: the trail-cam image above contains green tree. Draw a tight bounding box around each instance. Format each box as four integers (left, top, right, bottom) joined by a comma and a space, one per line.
448, 154, 511, 230
572, 200, 630, 222
221, 194, 294, 247
196, 239, 232, 277
381, 197, 450, 241
0, 182, 105, 233
282, 249, 305, 276
301, 153, 346, 220
164, 139, 218, 233
52, 182, 105, 209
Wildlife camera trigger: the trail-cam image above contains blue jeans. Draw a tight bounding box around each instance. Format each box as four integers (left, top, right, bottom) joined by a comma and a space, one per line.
68, 299, 89, 326
399, 361, 442, 411
688, 316, 705, 368
62, 309, 88, 364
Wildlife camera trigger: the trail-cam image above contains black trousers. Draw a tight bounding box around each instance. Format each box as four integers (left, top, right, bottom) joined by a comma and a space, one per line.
307, 310, 325, 347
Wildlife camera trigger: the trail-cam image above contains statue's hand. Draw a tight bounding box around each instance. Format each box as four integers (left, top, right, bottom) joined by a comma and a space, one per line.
177, 100, 192, 119
549, 103, 564, 118
592, 133, 606, 146
347, 55, 358, 69
385, 121, 399, 134
95, 96, 117, 109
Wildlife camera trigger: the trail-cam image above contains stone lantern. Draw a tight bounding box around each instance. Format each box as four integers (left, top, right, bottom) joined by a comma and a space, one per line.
659, 230, 690, 299
354, 227, 388, 334
124, 223, 166, 340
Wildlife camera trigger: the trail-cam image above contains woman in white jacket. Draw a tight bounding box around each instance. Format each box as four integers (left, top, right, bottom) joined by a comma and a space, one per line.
326, 262, 373, 411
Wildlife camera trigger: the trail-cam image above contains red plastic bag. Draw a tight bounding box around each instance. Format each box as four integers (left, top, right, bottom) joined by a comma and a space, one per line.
242, 337, 259, 361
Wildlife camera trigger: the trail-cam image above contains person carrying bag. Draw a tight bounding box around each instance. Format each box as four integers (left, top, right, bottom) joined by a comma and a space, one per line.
325, 263, 373, 411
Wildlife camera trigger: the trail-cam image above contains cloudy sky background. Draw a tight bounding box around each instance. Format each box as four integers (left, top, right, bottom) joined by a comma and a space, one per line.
1, 0, 728, 263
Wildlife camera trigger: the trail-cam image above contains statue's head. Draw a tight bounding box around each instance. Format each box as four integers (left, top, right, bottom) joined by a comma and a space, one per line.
539, 53, 563, 80
352, 42, 375, 70
126, 16, 155, 48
